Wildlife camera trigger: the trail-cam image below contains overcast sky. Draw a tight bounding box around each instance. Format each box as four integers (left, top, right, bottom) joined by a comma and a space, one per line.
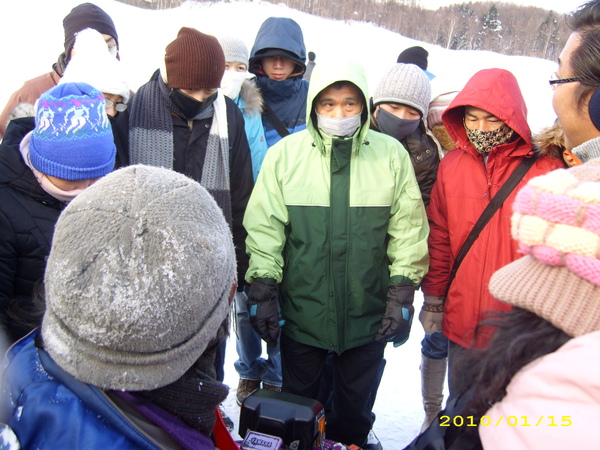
420, 0, 583, 14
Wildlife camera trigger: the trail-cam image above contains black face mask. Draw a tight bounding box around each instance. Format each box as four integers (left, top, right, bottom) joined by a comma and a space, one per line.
376, 107, 421, 141
169, 89, 217, 120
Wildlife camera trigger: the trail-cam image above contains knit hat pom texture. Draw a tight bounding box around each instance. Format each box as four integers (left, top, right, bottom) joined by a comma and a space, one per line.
60, 28, 130, 103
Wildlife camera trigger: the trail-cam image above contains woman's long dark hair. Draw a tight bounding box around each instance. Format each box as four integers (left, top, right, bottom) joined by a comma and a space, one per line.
454, 307, 571, 420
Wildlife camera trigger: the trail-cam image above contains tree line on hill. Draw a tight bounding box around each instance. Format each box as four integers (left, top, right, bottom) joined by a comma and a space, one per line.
118, 0, 570, 61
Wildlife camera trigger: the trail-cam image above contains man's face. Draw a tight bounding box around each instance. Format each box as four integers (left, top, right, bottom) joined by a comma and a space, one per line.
377, 103, 420, 120
464, 106, 504, 131
103, 93, 125, 117
261, 56, 295, 81
552, 32, 599, 151
180, 88, 218, 102
315, 84, 363, 118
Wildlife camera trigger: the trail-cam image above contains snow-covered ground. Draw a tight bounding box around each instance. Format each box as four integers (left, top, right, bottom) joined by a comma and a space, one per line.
0, 0, 571, 447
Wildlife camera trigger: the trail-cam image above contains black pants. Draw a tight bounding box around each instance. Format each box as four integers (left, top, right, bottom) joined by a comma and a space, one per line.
280, 333, 386, 447
318, 354, 386, 427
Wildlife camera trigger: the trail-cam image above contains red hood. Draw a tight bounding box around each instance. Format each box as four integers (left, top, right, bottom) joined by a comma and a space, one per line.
442, 68, 532, 157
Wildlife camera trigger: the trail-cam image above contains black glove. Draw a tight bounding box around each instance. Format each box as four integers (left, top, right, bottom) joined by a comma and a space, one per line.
247, 280, 283, 347
375, 284, 415, 347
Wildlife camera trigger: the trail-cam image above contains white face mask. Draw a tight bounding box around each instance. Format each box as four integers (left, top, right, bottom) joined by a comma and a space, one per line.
220, 70, 247, 100
316, 112, 362, 137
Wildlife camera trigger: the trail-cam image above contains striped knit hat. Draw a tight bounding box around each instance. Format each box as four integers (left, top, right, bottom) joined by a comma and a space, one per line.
489, 160, 600, 337
30, 82, 115, 180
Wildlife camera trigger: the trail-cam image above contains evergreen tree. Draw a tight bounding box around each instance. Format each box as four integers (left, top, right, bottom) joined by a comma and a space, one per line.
479, 4, 502, 51
450, 3, 476, 50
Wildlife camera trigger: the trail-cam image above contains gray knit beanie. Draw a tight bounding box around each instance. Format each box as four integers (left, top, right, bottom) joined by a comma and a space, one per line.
41, 165, 236, 391
372, 63, 431, 118
218, 34, 249, 66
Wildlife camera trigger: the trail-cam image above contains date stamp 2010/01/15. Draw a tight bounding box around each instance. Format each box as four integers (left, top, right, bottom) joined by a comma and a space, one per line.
439, 415, 573, 427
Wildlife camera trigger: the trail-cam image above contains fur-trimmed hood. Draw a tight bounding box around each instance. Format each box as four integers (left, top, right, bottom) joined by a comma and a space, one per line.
239, 79, 263, 117
533, 121, 565, 160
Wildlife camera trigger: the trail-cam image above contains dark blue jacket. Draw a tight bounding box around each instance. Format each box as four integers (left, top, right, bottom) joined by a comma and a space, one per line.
0, 332, 167, 449
0, 118, 64, 344
255, 76, 309, 148
249, 17, 309, 148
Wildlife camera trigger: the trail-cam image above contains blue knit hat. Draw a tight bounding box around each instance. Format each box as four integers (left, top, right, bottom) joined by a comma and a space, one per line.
30, 82, 116, 180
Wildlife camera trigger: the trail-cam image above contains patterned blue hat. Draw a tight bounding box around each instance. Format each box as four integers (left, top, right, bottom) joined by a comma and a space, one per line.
30, 82, 116, 180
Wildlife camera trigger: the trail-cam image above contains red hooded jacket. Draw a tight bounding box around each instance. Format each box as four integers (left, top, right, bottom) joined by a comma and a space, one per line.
421, 68, 563, 348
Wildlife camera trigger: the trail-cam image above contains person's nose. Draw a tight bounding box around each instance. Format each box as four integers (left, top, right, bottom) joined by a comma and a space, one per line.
397, 110, 411, 120
479, 121, 494, 132
332, 106, 345, 119
273, 56, 284, 68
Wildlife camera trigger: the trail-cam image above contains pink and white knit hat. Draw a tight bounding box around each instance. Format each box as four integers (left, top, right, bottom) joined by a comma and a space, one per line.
489, 159, 600, 337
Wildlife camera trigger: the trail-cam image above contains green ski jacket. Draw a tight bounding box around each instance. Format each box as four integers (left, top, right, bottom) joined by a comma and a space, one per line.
244, 60, 429, 353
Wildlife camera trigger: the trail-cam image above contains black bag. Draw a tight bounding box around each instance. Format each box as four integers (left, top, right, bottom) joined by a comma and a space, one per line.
403, 390, 483, 450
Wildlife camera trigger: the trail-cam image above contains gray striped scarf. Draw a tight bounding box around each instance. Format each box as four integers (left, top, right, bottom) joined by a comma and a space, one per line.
129, 75, 232, 225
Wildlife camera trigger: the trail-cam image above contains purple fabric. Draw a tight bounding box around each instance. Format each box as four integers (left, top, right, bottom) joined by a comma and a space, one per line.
114, 391, 215, 450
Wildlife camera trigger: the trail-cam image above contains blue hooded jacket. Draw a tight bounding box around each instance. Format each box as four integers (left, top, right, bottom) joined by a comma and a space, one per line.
0, 332, 216, 449
249, 17, 309, 148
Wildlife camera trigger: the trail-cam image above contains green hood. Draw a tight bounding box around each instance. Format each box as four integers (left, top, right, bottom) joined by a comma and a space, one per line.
306, 60, 371, 152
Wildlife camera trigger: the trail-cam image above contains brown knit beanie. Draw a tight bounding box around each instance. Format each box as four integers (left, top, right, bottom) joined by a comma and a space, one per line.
489, 160, 600, 337
164, 27, 225, 90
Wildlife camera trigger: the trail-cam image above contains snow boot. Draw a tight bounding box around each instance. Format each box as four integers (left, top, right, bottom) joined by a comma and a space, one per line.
363, 428, 383, 450
420, 354, 447, 432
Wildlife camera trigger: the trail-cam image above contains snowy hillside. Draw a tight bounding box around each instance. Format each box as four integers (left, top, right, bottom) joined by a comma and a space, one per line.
1, 0, 561, 133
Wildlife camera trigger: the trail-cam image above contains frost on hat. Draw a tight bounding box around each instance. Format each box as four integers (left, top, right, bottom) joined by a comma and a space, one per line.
60, 28, 130, 103
372, 63, 431, 118
42, 165, 236, 391
489, 161, 600, 337
30, 82, 115, 181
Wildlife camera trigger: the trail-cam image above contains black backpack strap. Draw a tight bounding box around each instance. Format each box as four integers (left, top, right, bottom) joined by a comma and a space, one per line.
262, 101, 291, 138
445, 154, 539, 296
